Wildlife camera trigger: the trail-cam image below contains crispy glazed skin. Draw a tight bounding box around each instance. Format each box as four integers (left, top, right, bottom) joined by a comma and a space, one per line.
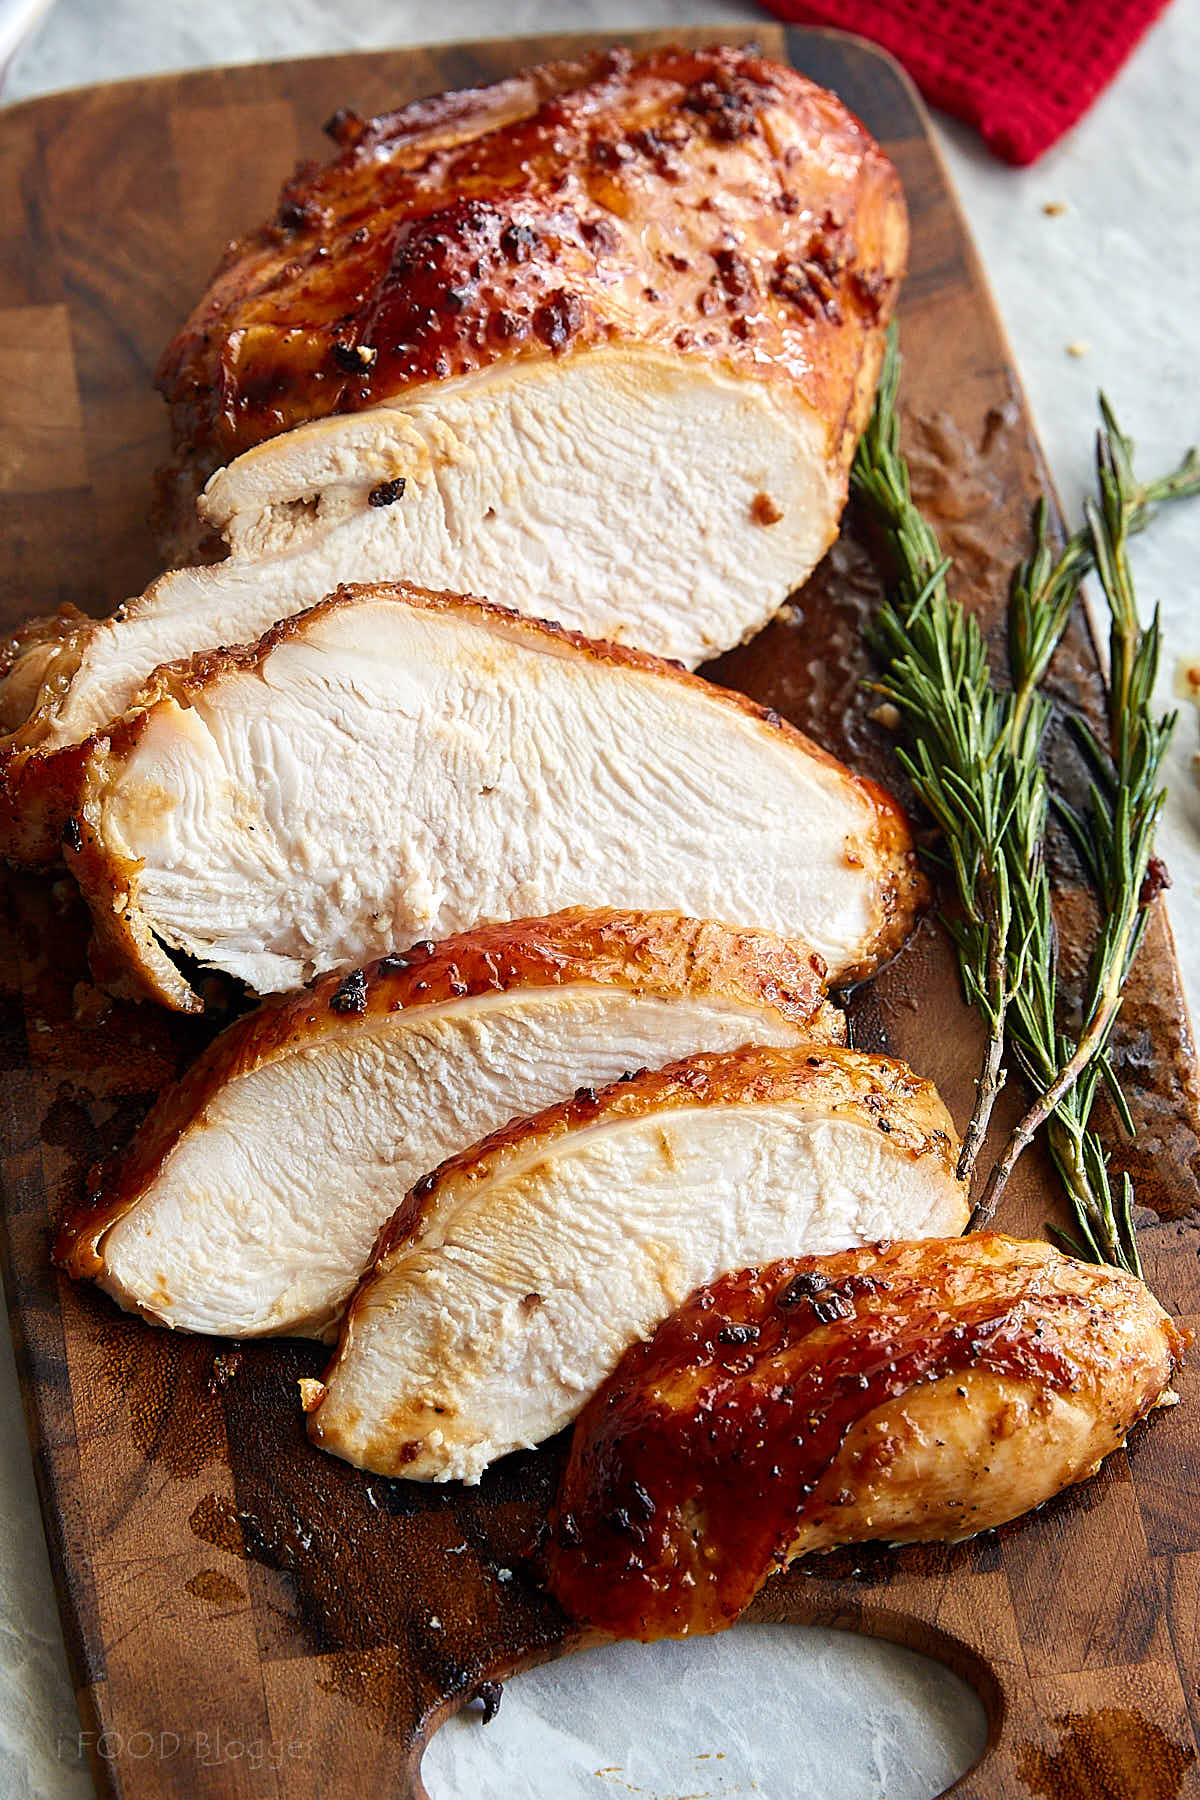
63, 583, 927, 1010
56, 907, 841, 1320
157, 43, 906, 486
546, 1237, 1185, 1640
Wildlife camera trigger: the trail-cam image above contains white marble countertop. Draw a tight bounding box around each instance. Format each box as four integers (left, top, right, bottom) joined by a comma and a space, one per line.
1, 4, 1197, 1796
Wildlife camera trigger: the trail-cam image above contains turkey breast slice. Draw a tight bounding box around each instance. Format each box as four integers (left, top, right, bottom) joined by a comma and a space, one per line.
305, 1044, 967, 1483
56, 909, 844, 1340
201, 346, 839, 663
2, 349, 836, 760
65, 584, 926, 1011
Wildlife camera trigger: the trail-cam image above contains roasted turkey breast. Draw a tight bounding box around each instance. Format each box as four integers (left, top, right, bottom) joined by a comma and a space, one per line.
304, 1045, 966, 1483
0, 46, 906, 865
546, 1237, 1184, 1640
57, 910, 844, 1340
63, 584, 925, 1010
160, 45, 904, 482
159, 42, 905, 632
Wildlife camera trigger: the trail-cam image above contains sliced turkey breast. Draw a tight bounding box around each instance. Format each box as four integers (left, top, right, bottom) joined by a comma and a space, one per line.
158, 43, 904, 593
547, 1237, 1185, 1640
0, 556, 332, 866
304, 1045, 966, 1483
159, 45, 905, 479
0, 45, 906, 866
63, 584, 926, 1011
57, 909, 844, 1340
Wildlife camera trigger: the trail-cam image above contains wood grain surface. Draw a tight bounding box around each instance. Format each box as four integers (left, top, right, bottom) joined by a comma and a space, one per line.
0, 24, 1197, 1799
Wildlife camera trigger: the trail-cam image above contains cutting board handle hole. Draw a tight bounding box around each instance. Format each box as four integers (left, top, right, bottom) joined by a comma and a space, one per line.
418, 1622, 987, 1799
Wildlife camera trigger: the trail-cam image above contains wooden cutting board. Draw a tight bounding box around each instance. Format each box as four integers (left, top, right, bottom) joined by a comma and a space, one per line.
1, 24, 1198, 1799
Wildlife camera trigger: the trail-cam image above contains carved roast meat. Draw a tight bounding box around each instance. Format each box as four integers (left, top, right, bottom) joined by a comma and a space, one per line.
57, 910, 845, 1339
547, 1237, 1185, 1640
63, 585, 925, 1010
157, 41, 906, 615
0, 44, 906, 864
304, 1045, 967, 1483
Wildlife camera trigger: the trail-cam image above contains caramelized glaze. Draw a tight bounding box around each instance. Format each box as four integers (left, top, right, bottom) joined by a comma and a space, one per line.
547, 1237, 1185, 1640
157, 45, 906, 466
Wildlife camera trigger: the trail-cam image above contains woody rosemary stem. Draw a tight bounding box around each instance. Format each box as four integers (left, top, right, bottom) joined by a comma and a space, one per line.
851, 327, 1199, 1274
970, 1030, 1108, 1233
954, 887, 1007, 1183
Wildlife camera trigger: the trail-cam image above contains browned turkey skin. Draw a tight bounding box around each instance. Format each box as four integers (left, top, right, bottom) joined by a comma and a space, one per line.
158, 43, 905, 478
547, 1236, 1185, 1640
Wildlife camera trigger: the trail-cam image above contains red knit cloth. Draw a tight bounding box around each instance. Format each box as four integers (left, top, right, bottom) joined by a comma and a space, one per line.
759, 0, 1173, 163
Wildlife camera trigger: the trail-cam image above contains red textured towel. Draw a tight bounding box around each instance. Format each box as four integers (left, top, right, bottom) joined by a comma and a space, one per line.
760, 0, 1173, 163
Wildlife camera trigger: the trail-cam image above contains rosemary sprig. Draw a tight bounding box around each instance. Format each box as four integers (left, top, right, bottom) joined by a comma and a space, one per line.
1006, 411, 1199, 744
971, 414, 1183, 1265
853, 328, 1198, 1273
851, 339, 1038, 1180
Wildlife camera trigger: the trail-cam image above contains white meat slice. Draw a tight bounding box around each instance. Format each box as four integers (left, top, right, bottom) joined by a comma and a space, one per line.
201, 349, 839, 663
3, 348, 835, 772
306, 1044, 967, 1482
67, 584, 925, 1010
57, 909, 844, 1339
